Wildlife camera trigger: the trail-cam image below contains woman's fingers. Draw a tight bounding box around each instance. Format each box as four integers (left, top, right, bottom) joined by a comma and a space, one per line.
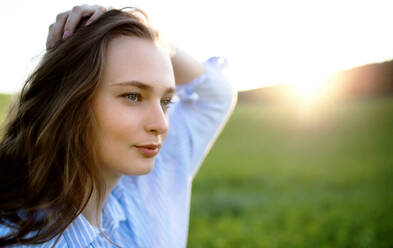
63, 5, 107, 38
84, 5, 108, 26
46, 5, 108, 50
46, 24, 54, 49
46, 11, 69, 49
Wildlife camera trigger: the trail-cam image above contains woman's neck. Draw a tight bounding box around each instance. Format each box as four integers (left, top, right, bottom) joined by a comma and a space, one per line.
81, 171, 121, 227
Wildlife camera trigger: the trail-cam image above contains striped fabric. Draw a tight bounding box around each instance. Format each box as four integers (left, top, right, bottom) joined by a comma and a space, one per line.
0, 56, 237, 247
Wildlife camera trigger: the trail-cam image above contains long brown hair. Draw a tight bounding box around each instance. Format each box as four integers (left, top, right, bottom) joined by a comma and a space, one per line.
0, 8, 160, 246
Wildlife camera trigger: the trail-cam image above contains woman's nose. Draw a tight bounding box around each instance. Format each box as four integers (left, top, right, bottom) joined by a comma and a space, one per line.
144, 103, 169, 136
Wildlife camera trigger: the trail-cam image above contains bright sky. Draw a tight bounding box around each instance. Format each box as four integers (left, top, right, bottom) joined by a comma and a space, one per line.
1, 0, 392, 93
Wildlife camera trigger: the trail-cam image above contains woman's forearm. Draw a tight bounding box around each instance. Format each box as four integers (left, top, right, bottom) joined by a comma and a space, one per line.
170, 46, 205, 86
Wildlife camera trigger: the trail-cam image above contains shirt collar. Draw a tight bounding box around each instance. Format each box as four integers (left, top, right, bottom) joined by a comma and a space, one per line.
62, 184, 127, 248
101, 186, 127, 236
62, 213, 100, 248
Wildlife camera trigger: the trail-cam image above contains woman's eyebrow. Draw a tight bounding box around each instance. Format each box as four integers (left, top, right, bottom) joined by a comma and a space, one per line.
112, 80, 176, 94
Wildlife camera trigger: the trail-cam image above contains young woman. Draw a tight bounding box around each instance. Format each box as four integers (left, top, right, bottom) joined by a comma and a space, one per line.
0, 5, 236, 247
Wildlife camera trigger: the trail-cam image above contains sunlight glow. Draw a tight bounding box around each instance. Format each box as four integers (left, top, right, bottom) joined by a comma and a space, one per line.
0, 0, 392, 93
291, 79, 327, 102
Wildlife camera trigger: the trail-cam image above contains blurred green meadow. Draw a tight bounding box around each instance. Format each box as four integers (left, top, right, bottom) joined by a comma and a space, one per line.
0, 94, 12, 124
0, 93, 392, 247
189, 98, 393, 248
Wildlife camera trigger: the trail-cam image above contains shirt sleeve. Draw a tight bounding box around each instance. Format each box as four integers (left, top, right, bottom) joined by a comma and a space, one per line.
160, 56, 237, 179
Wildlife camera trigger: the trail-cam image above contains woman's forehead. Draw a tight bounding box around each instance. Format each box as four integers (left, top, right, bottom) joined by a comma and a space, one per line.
102, 36, 175, 90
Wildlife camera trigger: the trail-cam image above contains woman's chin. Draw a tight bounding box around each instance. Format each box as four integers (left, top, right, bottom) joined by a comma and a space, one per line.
124, 161, 155, 176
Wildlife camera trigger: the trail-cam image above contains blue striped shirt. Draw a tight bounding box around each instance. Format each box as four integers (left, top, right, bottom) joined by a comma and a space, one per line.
0, 56, 237, 247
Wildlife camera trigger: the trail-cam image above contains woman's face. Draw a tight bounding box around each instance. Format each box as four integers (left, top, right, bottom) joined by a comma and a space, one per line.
92, 36, 175, 176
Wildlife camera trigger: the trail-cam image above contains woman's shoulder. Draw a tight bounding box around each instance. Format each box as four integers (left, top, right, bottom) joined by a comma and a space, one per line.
0, 223, 69, 247
0, 223, 12, 238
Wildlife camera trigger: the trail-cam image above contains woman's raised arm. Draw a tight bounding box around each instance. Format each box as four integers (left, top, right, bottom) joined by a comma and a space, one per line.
170, 46, 205, 85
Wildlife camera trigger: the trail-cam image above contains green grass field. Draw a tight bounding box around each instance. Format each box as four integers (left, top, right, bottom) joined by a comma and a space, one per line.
1, 94, 392, 247
189, 98, 393, 248
0, 94, 12, 124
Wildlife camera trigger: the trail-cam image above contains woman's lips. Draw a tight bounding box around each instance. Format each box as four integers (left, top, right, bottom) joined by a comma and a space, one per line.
134, 144, 160, 157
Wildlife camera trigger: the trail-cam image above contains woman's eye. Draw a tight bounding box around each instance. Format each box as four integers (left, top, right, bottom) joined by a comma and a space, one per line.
161, 98, 174, 109
124, 93, 142, 102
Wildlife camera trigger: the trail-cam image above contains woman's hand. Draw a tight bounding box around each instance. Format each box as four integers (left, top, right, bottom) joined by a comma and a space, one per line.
46, 4, 108, 49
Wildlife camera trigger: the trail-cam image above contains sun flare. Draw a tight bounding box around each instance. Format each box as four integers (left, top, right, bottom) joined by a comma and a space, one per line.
290, 77, 328, 102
